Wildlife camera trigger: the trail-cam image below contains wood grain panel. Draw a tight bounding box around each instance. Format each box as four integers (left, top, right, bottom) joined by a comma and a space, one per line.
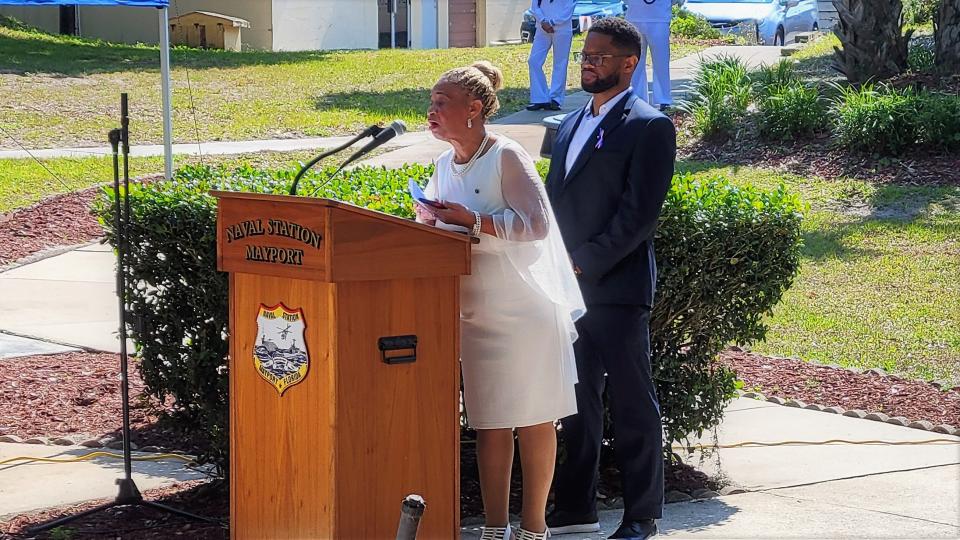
214, 192, 471, 282
329, 208, 471, 282
230, 273, 336, 540
333, 277, 460, 539
217, 196, 330, 281
448, 0, 477, 47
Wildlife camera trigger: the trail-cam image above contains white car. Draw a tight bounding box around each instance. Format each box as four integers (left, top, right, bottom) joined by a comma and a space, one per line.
682, 0, 819, 45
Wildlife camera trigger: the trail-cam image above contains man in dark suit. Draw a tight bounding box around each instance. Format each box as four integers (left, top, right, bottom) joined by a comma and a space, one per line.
544, 17, 676, 540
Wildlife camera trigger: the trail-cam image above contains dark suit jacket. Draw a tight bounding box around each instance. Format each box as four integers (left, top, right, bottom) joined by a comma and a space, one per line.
546, 93, 676, 307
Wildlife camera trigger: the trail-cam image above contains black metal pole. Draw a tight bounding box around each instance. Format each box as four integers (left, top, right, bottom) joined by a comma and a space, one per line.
27, 94, 219, 535
395, 495, 426, 540
117, 92, 137, 493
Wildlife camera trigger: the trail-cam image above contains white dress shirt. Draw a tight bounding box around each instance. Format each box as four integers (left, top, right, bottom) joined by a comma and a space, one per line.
565, 87, 633, 176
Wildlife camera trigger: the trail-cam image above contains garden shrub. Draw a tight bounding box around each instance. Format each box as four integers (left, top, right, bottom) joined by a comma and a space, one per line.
917, 92, 960, 150
751, 60, 799, 99
680, 56, 753, 139
758, 80, 829, 138
833, 83, 923, 155
98, 163, 804, 472
671, 5, 722, 40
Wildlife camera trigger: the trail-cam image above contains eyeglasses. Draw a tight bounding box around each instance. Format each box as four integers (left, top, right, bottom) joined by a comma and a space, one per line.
573, 52, 630, 67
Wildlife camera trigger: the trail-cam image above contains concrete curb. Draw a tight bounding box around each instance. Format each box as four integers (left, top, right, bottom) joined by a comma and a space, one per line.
739, 387, 959, 437
0, 241, 98, 274
0, 434, 185, 455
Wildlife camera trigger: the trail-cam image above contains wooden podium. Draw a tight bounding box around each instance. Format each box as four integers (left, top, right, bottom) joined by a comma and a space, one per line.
213, 192, 471, 539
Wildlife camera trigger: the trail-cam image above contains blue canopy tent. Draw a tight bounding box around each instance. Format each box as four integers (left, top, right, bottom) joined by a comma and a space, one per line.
0, 0, 174, 179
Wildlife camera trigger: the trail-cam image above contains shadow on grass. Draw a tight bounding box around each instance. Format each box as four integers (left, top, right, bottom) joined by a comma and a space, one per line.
314, 86, 535, 124
676, 159, 960, 262
0, 24, 334, 77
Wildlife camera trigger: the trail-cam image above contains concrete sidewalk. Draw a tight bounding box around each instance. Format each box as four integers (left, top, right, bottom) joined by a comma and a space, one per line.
0, 242, 125, 353
462, 398, 960, 539
0, 131, 435, 161
0, 442, 210, 519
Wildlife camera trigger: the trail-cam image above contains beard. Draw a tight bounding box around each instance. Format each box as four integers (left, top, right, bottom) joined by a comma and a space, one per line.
581, 71, 620, 93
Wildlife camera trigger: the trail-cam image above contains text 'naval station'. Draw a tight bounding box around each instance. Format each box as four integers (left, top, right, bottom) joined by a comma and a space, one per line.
226, 219, 323, 266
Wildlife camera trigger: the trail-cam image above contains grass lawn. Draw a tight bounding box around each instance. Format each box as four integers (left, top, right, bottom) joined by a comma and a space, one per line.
0, 20, 706, 150
680, 161, 960, 384
0, 150, 329, 213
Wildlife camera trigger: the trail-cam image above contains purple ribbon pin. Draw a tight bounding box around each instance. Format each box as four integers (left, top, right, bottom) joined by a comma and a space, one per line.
595, 128, 604, 150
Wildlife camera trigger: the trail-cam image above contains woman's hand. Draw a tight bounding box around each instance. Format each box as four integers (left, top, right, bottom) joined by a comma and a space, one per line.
414, 201, 437, 225
431, 201, 475, 228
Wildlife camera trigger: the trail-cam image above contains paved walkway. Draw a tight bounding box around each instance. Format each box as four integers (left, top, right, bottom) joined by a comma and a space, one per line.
0, 443, 211, 519
463, 398, 960, 539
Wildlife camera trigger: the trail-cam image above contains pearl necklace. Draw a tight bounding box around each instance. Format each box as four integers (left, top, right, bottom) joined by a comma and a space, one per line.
450, 132, 490, 178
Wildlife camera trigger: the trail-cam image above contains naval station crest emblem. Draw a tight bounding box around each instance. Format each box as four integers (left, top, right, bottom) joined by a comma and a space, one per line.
254, 303, 309, 395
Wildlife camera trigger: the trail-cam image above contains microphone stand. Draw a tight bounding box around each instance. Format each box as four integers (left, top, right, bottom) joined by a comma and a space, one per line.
28, 94, 218, 535
289, 125, 383, 196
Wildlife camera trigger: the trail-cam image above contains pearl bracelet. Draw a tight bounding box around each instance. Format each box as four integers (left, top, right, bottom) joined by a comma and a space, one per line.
470, 211, 482, 237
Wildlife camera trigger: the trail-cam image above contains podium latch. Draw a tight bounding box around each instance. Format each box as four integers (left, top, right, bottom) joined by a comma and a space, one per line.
378, 335, 418, 365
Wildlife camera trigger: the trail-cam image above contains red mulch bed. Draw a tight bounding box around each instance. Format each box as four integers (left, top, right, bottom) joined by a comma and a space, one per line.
0, 188, 105, 268
0, 352, 187, 449
721, 350, 960, 427
0, 481, 228, 540
0, 351, 714, 536
677, 124, 960, 185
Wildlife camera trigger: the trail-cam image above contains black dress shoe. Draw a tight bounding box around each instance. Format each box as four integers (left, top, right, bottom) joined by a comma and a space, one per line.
526, 102, 548, 111
609, 519, 658, 539
545, 509, 600, 534
547, 100, 562, 111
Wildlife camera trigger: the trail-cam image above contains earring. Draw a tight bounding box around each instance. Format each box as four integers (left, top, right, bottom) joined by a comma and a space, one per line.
467, 117, 473, 129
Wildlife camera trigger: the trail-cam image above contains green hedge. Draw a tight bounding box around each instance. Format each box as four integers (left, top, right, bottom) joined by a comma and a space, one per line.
97, 163, 804, 473
654, 173, 804, 450
670, 6, 722, 40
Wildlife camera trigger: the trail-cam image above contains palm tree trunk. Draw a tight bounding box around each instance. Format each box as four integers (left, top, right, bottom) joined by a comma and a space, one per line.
935, 0, 960, 74
832, 0, 912, 83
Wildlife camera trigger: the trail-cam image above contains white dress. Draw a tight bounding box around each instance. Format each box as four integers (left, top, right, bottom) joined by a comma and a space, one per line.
421, 136, 586, 429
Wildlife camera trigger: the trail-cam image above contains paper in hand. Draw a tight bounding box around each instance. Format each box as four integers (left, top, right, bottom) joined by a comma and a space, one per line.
409, 179, 445, 209
408, 178, 427, 202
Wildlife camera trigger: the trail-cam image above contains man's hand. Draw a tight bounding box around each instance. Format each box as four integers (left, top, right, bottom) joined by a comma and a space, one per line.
540, 21, 555, 33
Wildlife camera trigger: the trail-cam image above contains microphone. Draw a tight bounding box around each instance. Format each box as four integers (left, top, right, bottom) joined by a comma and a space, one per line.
304, 120, 408, 198
289, 123, 384, 196
339, 120, 407, 168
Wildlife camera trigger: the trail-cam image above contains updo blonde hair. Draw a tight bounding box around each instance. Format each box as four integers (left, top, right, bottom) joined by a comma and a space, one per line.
439, 61, 504, 119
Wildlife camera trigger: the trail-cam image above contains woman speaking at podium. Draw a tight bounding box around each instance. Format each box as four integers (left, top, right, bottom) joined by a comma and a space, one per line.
414, 61, 585, 540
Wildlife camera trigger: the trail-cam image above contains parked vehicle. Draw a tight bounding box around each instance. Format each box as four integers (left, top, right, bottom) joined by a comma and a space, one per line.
520, 0, 626, 43
681, 0, 818, 45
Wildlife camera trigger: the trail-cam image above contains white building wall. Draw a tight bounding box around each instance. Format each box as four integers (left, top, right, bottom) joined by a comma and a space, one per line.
483, 0, 526, 44
271, 0, 378, 51
0, 1, 274, 51
0, 6, 59, 32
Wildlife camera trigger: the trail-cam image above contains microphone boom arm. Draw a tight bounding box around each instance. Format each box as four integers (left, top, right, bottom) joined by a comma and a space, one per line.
289, 125, 383, 196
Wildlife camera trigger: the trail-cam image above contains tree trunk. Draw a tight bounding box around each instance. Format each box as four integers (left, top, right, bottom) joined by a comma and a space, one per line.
832, 0, 913, 83
935, 0, 960, 74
